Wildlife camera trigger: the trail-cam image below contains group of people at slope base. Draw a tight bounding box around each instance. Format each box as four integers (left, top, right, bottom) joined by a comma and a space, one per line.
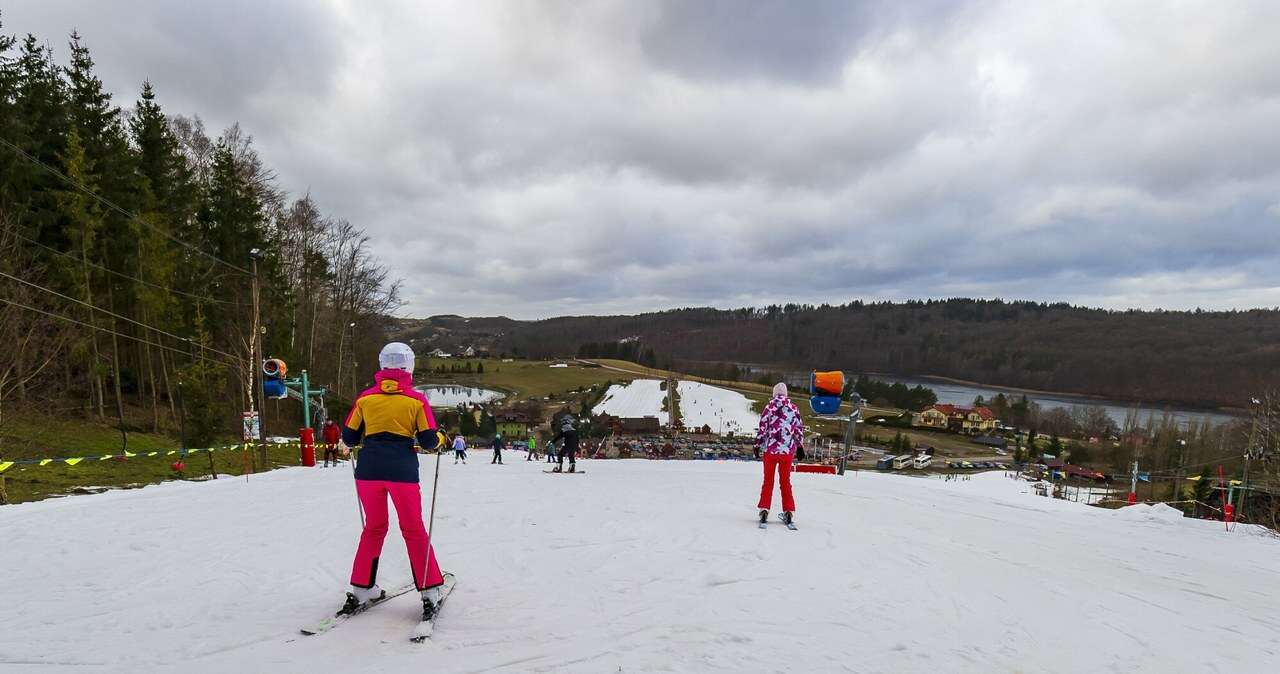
331, 341, 805, 619
446, 431, 576, 468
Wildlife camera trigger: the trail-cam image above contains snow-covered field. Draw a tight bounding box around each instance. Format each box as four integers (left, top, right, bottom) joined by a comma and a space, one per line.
591, 379, 670, 424
2, 461, 1278, 673
677, 381, 760, 436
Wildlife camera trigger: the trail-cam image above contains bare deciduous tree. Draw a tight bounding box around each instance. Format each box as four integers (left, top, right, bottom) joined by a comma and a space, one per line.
0, 213, 72, 425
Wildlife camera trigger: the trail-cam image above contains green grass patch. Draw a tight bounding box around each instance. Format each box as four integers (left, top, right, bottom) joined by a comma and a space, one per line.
1, 407, 310, 505
419, 358, 638, 401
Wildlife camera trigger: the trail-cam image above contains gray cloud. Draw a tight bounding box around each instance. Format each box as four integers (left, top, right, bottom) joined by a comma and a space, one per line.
4, 0, 1280, 318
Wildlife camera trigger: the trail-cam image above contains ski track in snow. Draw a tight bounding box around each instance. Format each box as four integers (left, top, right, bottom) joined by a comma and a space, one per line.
676, 381, 760, 436
1, 462, 1278, 672
591, 379, 669, 424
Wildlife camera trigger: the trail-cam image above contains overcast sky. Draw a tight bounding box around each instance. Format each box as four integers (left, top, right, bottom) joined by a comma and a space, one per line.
6, 1, 1280, 318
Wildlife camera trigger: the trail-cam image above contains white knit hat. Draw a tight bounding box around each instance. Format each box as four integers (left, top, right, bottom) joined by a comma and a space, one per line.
378, 342, 416, 373
772, 382, 788, 398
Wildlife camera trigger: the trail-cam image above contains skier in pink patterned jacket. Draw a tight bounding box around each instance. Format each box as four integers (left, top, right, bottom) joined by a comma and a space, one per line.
755, 382, 805, 526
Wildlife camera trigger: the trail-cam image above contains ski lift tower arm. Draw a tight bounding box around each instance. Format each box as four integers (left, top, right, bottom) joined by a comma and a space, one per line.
284, 370, 328, 430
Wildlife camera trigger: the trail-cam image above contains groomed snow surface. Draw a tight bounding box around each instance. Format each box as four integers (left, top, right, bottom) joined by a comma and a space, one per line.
591, 379, 670, 425
2, 461, 1278, 673
593, 379, 759, 435
676, 381, 760, 436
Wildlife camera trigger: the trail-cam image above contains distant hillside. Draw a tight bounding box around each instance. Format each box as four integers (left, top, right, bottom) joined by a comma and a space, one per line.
433, 299, 1280, 409
392, 314, 522, 353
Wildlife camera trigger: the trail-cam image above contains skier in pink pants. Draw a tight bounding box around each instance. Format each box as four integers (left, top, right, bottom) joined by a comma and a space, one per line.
340, 342, 447, 621
755, 382, 805, 527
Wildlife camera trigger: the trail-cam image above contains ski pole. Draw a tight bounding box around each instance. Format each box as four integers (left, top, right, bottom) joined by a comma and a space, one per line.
349, 445, 364, 527
428, 443, 443, 538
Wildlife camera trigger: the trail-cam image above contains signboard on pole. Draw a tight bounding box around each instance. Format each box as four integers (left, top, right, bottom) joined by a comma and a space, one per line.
242, 411, 261, 442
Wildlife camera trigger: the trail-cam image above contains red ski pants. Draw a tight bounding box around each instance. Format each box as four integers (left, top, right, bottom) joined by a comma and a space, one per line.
350, 480, 444, 591
757, 453, 795, 512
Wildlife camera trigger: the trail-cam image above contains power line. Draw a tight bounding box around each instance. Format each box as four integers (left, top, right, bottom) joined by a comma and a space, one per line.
11, 228, 245, 307
0, 135, 252, 276
0, 269, 240, 361
0, 296, 240, 370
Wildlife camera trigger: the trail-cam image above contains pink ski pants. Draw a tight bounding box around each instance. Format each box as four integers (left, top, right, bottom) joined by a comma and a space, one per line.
757, 453, 796, 512
350, 480, 444, 590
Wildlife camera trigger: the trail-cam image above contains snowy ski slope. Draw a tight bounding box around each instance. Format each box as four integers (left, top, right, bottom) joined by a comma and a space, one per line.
1, 461, 1277, 673
591, 378, 670, 424
677, 380, 760, 436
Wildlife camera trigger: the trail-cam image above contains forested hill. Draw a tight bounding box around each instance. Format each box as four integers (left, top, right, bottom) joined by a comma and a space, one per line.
497, 300, 1280, 408
1, 23, 399, 443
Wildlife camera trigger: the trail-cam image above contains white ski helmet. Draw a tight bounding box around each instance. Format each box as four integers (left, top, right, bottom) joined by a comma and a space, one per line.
378, 342, 416, 373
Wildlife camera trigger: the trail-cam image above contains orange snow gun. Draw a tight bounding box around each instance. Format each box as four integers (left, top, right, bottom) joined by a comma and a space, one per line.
810, 371, 845, 415
262, 358, 288, 399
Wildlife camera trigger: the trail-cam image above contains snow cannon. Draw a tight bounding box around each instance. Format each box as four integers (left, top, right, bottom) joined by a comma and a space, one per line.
262, 358, 288, 399
810, 371, 845, 415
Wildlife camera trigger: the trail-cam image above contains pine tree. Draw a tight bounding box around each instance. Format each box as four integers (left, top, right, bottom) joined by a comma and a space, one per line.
460, 407, 478, 436
128, 80, 190, 428
54, 128, 107, 417
65, 32, 136, 426
10, 35, 69, 240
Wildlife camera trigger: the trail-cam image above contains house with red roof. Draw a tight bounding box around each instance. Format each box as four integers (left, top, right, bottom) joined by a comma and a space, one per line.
911, 404, 999, 435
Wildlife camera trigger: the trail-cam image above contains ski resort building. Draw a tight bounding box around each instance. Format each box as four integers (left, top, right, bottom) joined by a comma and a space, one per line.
911, 404, 999, 434
495, 411, 534, 439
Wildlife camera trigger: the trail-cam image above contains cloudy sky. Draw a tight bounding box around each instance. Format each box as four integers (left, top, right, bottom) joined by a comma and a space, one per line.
6, 1, 1280, 318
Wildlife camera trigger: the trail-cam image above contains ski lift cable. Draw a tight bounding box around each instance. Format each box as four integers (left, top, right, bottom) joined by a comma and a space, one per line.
10, 229, 246, 307
0, 136, 252, 276
0, 270, 239, 361
0, 296, 241, 370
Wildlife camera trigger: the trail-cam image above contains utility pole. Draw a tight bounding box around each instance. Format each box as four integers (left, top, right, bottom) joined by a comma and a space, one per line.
250, 249, 268, 469
1129, 461, 1138, 503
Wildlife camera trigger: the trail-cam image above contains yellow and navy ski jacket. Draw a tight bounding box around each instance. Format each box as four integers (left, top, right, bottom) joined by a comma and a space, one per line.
343, 368, 442, 482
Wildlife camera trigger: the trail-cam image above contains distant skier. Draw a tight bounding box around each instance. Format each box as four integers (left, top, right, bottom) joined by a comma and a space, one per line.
546, 438, 558, 463
452, 433, 467, 464
322, 419, 341, 467
551, 415, 580, 473
526, 435, 538, 461
491, 433, 505, 464
339, 342, 447, 623
755, 382, 804, 527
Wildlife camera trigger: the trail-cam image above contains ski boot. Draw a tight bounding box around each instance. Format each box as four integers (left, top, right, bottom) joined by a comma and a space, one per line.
552, 465, 562, 473
567, 464, 576, 473
421, 587, 441, 622
759, 509, 769, 525
338, 585, 385, 616
782, 511, 794, 526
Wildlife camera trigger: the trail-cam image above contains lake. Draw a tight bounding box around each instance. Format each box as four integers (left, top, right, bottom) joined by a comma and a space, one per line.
877, 374, 1239, 429
418, 385, 505, 407
737, 364, 1239, 428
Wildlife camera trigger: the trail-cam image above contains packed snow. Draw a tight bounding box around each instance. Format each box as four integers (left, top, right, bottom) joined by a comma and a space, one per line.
676, 381, 760, 436
1, 462, 1277, 673
591, 379, 670, 424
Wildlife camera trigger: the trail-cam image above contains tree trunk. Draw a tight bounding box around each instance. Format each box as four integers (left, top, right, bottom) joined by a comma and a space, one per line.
159, 346, 176, 419
140, 304, 161, 431
105, 279, 128, 449
80, 242, 106, 419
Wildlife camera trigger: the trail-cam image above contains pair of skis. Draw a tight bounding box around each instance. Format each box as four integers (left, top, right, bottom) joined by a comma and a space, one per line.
300, 573, 456, 642
759, 512, 797, 531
